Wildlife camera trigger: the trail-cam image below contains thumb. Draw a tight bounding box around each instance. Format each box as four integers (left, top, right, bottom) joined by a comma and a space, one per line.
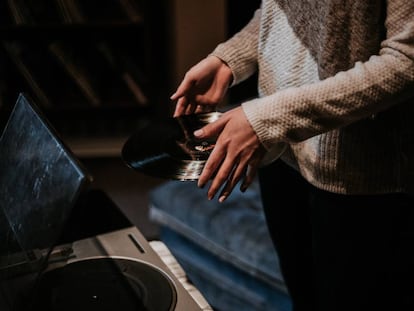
194, 118, 226, 139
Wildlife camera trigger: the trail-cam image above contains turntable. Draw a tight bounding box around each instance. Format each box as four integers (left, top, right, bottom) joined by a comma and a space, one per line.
0, 94, 209, 311
24, 226, 207, 311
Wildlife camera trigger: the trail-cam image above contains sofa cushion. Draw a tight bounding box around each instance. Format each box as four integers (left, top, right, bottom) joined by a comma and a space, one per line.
160, 227, 292, 311
149, 179, 286, 291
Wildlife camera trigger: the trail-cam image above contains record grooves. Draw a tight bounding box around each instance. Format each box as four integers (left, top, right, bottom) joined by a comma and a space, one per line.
122, 112, 221, 180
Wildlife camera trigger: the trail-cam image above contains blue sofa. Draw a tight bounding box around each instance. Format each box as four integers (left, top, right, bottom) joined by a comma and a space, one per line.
149, 179, 292, 311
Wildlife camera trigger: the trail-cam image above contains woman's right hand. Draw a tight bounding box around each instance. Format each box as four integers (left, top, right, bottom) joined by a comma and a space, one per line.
170, 55, 233, 117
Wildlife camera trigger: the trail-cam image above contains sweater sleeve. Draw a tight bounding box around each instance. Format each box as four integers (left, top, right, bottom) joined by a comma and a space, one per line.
242, 0, 414, 150
210, 8, 261, 86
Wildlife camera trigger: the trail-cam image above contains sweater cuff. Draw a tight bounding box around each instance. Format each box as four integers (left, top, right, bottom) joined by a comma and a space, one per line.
242, 100, 287, 165
210, 44, 257, 87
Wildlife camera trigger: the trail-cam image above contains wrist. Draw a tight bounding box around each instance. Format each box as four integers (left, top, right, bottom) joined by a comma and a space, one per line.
208, 55, 233, 86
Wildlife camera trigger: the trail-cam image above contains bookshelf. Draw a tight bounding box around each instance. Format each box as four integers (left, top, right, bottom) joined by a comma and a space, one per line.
0, 0, 168, 157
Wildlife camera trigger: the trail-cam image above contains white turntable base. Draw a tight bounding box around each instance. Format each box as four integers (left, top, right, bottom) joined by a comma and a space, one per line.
149, 240, 213, 311
40, 226, 213, 311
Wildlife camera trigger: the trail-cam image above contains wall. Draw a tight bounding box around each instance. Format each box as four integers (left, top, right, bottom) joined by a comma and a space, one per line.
166, 0, 227, 96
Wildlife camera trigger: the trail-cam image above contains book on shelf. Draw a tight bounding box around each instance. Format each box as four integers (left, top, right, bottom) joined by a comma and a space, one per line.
54, 0, 84, 24
25, 0, 62, 24
6, 0, 35, 25
7, 0, 144, 25
48, 42, 102, 107
2, 42, 52, 109
96, 42, 148, 106
54, 0, 143, 24
54, 0, 149, 106
7, 0, 61, 25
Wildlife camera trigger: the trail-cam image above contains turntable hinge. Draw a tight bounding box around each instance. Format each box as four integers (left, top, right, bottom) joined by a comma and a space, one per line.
46, 246, 76, 264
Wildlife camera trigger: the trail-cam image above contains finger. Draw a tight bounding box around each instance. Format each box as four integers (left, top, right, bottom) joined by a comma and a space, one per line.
197, 145, 225, 189
240, 160, 260, 192
170, 78, 194, 100
194, 116, 227, 139
185, 102, 197, 115
218, 162, 247, 203
174, 97, 188, 117
195, 105, 215, 114
206, 155, 238, 201
195, 117, 229, 189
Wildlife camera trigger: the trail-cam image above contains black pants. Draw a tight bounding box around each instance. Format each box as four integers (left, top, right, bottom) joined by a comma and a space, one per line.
259, 160, 414, 311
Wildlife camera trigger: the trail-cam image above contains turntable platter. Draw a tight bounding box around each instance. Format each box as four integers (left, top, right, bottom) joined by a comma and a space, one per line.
28, 257, 177, 311
121, 112, 222, 181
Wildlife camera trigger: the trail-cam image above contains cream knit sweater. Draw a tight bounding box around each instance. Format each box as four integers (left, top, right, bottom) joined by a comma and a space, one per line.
211, 0, 414, 194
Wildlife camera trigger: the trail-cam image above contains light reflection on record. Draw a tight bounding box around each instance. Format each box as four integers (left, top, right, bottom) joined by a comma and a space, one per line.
122, 112, 221, 181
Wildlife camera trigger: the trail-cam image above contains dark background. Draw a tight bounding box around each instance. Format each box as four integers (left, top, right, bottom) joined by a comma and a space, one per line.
0, 0, 261, 240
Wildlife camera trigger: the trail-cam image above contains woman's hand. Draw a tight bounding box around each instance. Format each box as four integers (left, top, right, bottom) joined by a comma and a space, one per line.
194, 106, 266, 202
171, 56, 233, 117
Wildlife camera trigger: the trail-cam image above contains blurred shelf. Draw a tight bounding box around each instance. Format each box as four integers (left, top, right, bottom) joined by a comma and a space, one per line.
0, 1, 168, 157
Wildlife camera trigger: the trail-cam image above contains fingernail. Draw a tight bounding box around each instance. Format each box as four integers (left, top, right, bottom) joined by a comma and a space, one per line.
207, 192, 214, 200
170, 93, 176, 99
194, 129, 204, 137
240, 184, 247, 192
219, 195, 227, 203
198, 181, 205, 188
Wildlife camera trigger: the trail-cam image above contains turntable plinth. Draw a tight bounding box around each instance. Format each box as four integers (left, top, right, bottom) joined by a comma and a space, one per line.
23, 226, 211, 311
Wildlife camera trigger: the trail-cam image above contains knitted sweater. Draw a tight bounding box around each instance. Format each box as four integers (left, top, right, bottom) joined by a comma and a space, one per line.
211, 0, 414, 194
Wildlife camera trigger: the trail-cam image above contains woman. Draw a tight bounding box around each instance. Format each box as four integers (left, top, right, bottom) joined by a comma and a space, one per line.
171, 1, 414, 310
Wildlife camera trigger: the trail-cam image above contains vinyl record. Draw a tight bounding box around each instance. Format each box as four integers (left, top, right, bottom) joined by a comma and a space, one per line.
122, 112, 222, 181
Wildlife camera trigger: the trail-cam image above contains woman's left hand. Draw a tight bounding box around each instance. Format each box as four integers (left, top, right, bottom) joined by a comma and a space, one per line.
195, 106, 266, 202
